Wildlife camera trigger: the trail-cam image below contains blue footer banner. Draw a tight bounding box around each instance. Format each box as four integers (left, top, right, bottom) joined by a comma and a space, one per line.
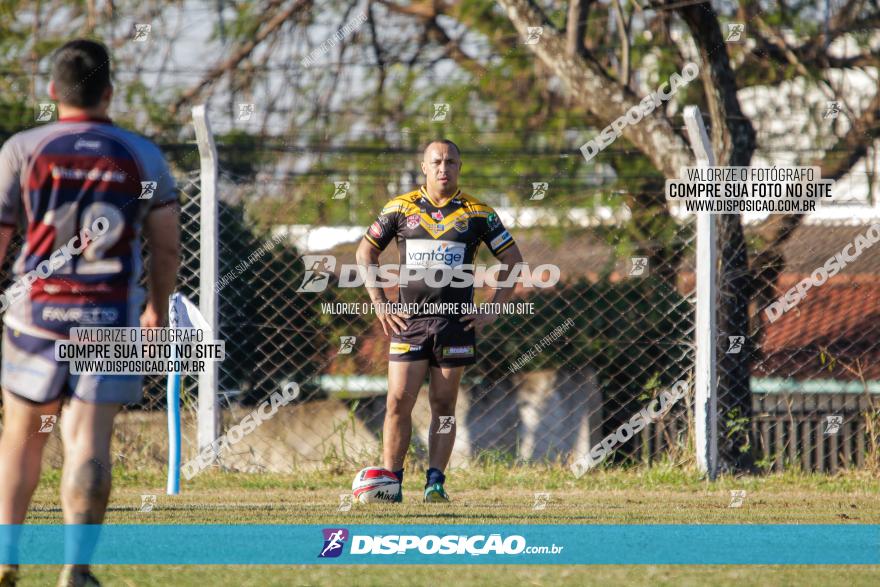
1, 524, 878, 564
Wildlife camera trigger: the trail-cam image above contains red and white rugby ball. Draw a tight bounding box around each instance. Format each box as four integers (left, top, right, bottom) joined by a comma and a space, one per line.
352, 467, 400, 503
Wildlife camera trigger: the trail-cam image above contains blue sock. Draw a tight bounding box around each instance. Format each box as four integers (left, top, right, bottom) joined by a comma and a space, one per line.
393, 469, 404, 485
426, 467, 445, 487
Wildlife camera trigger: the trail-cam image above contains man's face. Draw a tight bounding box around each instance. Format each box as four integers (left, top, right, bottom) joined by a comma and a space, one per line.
420, 143, 461, 196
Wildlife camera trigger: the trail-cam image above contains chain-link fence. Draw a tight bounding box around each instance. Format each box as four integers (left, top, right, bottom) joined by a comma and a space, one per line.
3, 154, 878, 476
191, 196, 699, 474
744, 217, 880, 472
176, 183, 880, 476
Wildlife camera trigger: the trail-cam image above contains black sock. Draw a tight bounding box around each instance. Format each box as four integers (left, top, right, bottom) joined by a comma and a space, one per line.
426, 467, 445, 487
393, 469, 404, 485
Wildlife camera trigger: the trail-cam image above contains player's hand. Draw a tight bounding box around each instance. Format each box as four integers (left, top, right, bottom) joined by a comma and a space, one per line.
375, 304, 410, 336
460, 312, 498, 332
140, 304, 167, 328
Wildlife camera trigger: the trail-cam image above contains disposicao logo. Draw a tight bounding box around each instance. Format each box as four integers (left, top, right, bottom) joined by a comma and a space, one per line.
319, 528, 349, 558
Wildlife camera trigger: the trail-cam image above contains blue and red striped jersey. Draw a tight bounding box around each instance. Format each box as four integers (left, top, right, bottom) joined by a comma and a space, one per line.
0, 115, 178, 338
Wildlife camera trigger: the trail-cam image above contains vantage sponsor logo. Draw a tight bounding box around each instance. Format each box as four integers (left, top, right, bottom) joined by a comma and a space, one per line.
405, 240, 465, 267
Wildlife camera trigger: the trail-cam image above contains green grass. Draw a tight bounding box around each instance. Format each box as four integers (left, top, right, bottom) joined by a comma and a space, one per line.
13, 464, 880, 585
29, 464, 880, 524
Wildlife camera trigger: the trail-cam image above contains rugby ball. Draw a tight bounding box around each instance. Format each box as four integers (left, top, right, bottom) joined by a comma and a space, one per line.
352, 467, 401, 503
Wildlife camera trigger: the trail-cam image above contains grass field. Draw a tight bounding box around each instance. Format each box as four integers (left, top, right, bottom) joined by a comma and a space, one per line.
14, 463, 880, 586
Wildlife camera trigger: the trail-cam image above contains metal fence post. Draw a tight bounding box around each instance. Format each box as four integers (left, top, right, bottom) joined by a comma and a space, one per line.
683, 105, 718, 479
192, 105, 220, 452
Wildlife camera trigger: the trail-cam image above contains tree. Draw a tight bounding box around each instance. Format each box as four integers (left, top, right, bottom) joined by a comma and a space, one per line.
374, 0, 879, 469
3, 0, 877, 470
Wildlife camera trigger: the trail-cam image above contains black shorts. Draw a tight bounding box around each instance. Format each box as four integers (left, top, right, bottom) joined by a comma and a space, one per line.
389, 316, 476, 367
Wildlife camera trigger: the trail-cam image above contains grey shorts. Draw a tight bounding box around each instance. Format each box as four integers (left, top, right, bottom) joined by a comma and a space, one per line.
1, 328, 143, 405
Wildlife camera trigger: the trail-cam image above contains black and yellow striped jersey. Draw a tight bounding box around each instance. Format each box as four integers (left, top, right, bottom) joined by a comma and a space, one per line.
364, 186, 515, 315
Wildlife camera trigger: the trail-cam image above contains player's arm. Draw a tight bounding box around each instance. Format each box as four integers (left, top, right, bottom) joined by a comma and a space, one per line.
141, 204, 180, 328
140, 146, 181, 328
0, 138, 22, 268
355, 238, 387, 308
487, 242, 524, 305
355, 209, 408, 336
0, 225, 14, 269
462, 210, 524, 331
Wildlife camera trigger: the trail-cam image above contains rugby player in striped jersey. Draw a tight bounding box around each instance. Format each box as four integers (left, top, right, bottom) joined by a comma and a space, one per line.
356, 140, 523, 503
0, 40, 180, 587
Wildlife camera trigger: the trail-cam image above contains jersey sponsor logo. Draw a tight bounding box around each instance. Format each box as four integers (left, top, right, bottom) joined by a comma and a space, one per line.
41, 306, 119, 324
490, 231, 512, 250
369, 221, 383, 238
405, 240, 465, 268
487, 213, 501, 229
442, 345, 474, 357
431, 210, 444, 221
454, 218, 469, 233
390, 342, 421, 354
406, 214, 421, 229
50, 166, 128, 183
388, 342, 422, 355
73, 138, 102, 151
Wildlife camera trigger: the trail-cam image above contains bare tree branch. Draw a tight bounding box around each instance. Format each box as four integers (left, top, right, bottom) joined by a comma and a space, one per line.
169, 0, 311, 116
497, 0, 692, 177
376, 0, 437, 19
755, 88, 880, 254
611, 0, 630, 87
752, 15, 838, 102
565, 0, 591, 58
377, 0, 487, 78
367, 1, 387, 113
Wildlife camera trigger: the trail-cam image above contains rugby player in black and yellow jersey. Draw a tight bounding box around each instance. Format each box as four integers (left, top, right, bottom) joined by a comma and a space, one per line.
355, 140, 523, 503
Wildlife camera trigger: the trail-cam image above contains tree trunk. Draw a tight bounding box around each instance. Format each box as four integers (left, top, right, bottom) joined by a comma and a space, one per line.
677, 2, 757, 470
